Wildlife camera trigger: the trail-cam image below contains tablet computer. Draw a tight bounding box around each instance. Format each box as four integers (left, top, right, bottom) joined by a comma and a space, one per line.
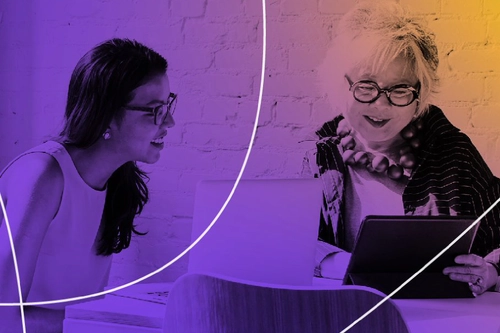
343, 215, 479, 299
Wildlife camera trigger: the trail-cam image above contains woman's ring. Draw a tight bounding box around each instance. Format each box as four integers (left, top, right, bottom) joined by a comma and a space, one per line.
474, 277, 483, 286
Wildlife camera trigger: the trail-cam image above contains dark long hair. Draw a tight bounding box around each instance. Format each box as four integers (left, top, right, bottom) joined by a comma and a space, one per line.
60, 38, 168, 255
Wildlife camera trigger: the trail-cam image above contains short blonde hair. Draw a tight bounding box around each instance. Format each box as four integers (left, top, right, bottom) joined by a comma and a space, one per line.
321, 1, 439, 116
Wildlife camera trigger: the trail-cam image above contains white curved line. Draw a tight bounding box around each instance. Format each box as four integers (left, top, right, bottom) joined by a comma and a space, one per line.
0, 193, 27, 332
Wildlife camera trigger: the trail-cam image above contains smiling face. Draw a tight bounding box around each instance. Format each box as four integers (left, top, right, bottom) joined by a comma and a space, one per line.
109, 73, 175, 164
343, 55, 419, 149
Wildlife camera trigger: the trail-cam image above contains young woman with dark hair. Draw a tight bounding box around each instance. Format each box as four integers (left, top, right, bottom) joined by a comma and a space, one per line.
0, 38, 177, 332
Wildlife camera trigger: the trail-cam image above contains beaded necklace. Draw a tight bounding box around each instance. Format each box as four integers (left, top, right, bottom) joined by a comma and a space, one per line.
337, 118, 422, 180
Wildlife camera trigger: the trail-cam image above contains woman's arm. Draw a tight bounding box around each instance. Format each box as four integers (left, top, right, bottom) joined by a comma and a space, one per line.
315, 240, 350, 279
442, 152, 500, 295
0, 153, 63, 331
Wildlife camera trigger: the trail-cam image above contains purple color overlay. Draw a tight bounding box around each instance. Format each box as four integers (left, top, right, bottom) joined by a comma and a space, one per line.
1, 0, 500, 332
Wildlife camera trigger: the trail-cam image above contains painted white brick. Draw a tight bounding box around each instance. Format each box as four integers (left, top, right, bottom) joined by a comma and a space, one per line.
244, 0, 281, 17
288, 47, 328, 71
184, 20, 259, 45
489, 161, 500, 183
155, 147, 218, 173
442, 0, 482, 16
471, 106, 500, 129
430, 19, 487, 44
318, 0, 355, 14
235, 98, 274, 125
438, 77, 484, 102
488, 21, 500, 44
255, 125, 312, 149
125, 2, 170, 20
206, 73, 254, 97
448, 49, 500, 73
177, 171, 230, 194
206, 0, 245, 17
242, 149, 288, 177
268, 20, 329, 46
467, 133, 498, 165
113, 21, 176, 47
283, 149, 313, 177
69, 0, 140, 21
311, 100, 336, 126
212, 149, 248, 174
264, 73, 322, 98
444, 107, 472, 130
264, 47, 289, 71
165, 48, 214, 70
175, 72, 210, 96
172, 0, 206, 18
137, 217, 193, 243
170, 95, 204, 125
282, 0, 318, 16
275, 100, 311, 125
485, 77, 500, 103
183, 123, 254, 148
151, 18, 185, 49
400, 0, 440, 14
200, 96, 272, 126
215, 48, 260, 71
484, 0, 500, 15
202, 98, 240, 123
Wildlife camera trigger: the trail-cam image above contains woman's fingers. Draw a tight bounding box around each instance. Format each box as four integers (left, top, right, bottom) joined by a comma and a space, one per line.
442, 254, 495, 296
454, 254, 484, 266
447, 272, 481, 284
443, 265, 482, 276
468, 282, 483, 297
448, 273, 487, 295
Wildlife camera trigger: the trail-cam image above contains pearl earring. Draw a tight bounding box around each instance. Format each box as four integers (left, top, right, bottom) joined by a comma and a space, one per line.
103, 132, 111, 140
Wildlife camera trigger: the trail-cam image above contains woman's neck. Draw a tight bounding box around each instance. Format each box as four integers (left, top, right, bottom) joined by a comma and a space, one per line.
352, 132, 406, 163
65, 143, 126, 190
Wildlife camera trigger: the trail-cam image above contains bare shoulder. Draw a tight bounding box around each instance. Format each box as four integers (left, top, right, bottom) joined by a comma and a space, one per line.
1, 152, 64, 221
0, 153, 65, 304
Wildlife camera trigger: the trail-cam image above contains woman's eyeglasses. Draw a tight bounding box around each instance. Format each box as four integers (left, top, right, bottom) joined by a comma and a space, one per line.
123, 92, 177, 125
345, 75, 419, 107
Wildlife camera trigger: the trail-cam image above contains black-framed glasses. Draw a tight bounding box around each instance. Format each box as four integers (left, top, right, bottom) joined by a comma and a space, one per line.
123, 92, 177, 125
345, 75, 419, 107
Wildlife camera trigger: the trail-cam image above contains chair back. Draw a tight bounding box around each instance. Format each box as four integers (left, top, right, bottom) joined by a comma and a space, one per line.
163, 273, 410, 333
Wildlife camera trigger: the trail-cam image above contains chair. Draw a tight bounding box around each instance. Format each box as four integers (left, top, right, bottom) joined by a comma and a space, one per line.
163, 273, 410, 333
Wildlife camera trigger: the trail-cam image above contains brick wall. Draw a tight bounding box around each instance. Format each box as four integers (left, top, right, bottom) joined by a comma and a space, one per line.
1, 0, 499, 286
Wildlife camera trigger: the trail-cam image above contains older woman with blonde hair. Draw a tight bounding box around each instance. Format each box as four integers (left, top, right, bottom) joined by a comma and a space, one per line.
314, 1, 500, 296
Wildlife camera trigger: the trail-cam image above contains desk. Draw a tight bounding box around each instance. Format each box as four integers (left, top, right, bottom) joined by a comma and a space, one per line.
63, 279, 500, 333
396, 294, 500, 333
64, 283, 170, 333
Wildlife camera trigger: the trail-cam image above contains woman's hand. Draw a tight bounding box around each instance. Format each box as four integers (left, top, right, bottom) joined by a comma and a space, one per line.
319, 252, 352, 280
443, 254, 498, 296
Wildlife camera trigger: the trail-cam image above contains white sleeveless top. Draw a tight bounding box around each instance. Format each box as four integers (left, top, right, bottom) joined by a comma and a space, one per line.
0, 141, 112, 309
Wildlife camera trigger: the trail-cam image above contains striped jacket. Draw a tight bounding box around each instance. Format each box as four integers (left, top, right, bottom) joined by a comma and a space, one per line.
314, 105, 500, 264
